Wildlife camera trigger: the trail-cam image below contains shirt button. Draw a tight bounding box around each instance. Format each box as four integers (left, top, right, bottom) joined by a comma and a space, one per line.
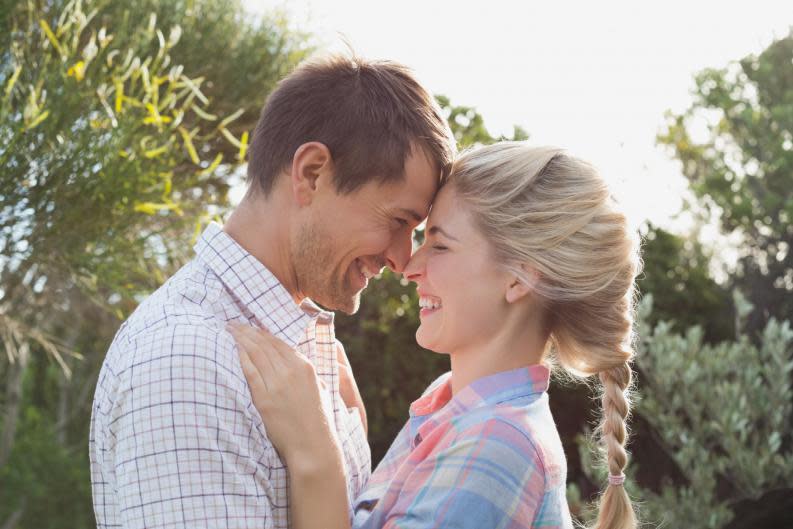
414, 433, 422, 445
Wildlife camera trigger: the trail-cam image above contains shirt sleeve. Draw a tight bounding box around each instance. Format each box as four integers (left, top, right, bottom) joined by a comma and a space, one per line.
380, 418, 546, 529
107, 324, 279, 529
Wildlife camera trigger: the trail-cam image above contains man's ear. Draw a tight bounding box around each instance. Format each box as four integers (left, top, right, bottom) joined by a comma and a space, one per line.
290, 142, 334, 206
505, 265, 541, 304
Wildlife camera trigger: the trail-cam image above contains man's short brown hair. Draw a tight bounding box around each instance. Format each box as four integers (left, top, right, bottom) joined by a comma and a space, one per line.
247, 54, 456, 195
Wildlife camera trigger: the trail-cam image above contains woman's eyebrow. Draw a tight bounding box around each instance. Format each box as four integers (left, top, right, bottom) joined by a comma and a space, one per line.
427, 225, 459, 242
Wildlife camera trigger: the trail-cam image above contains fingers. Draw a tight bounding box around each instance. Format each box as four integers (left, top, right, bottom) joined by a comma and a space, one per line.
229, 324, 283, 416
228, 323, 284, 373
228, 321, 322, 395
229, 323, 306, 371
250, 326, 303, 366
238, 346, 269, 401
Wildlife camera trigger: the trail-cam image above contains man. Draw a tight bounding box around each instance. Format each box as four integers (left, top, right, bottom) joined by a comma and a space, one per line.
89, 54, 455, 529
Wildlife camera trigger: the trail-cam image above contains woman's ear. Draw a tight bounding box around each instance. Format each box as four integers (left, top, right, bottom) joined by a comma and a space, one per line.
290, 142, 334, 206
505, 265, 540, 304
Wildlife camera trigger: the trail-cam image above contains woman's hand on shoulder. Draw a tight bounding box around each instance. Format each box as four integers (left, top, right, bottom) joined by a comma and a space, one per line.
228, 323, 339, 466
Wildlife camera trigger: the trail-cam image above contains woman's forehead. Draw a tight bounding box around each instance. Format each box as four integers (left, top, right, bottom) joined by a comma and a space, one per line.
426, 187, 471, 234
427, 185, 458, 219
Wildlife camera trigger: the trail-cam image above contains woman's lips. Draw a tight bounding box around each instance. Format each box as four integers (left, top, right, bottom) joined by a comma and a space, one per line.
418, 294, 442, 317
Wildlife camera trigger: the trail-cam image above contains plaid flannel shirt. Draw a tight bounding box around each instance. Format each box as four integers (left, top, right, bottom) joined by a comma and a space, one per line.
352, 365, 572, 529
89, 222, 371, 529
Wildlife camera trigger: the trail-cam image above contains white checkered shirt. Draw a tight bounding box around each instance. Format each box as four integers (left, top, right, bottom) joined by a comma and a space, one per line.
89, 222, 371, 529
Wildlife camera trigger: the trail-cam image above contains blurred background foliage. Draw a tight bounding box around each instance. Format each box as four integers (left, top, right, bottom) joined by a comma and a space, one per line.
0, 1, 791, 528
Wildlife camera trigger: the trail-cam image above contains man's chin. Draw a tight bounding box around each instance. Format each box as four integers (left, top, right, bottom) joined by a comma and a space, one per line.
336, 291, 362, 315
312, 289, 362, 315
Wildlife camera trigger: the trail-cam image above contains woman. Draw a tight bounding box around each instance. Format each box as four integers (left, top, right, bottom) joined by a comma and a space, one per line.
229, 142, 641, 529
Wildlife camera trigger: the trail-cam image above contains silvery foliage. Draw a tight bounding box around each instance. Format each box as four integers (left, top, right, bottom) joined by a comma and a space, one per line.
577, 292, 793, 529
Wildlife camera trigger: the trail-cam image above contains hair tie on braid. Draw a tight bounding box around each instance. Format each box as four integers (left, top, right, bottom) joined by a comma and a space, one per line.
608, 473, 626, 486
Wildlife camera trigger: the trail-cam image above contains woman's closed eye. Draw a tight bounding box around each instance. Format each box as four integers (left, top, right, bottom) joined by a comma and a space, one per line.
432, 244, 448, 251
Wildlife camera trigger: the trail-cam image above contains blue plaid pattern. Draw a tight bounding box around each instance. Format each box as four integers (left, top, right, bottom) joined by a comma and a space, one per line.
352, 366, 572, 528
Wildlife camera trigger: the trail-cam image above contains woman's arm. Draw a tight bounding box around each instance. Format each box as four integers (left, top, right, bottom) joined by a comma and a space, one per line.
287, 440, 350, 529
229, 324, 352, 529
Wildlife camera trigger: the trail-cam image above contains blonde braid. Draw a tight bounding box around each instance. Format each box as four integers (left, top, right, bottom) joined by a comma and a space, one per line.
599, 364, 632, 479
592, 364, 637, 529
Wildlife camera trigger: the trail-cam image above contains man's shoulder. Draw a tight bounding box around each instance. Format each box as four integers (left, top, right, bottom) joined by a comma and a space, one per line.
124, 259, 227, 333
103, 257, 240, 387
108, 317, 237, 378
96, 319, 249, 426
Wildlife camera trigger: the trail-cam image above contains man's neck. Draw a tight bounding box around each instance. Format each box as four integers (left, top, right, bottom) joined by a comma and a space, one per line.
223, 190, 303, 304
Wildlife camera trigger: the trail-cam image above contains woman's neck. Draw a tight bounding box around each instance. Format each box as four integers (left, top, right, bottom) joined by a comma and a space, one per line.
449, 311, 549, 395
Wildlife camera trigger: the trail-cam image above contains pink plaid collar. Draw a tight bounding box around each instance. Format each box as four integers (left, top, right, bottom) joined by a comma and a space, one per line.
410, 364, 551, 419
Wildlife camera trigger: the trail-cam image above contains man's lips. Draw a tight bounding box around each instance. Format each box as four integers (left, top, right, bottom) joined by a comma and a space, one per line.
351, 258, 378, 290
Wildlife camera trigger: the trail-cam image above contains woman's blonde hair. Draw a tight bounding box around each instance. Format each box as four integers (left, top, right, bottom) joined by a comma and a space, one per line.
449, 142, 641, 529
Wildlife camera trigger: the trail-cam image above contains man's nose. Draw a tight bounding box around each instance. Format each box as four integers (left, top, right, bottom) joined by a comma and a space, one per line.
401, 246, 425, 283
384, 232, 414, 274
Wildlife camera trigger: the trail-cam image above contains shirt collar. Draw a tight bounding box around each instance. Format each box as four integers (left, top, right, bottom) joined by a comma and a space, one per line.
194, 222, 333, 346
410, 364, 551, 419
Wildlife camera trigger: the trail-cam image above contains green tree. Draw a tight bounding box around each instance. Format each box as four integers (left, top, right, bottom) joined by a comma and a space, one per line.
0, 1, 308, 526
578, 295, 793, 529
581, 31, 793, 529
639, 223, 734, 342
436, 94, 529, 149
658, 31, 793, 334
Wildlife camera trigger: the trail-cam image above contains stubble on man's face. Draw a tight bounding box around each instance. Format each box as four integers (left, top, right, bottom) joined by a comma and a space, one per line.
292, 220, 361, 315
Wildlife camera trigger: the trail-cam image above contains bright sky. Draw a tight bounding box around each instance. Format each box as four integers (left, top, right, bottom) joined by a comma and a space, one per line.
244, 0, 791, 238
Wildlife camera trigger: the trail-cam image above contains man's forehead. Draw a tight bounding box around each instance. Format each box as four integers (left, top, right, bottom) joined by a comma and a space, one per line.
381, 183, 436, 221
376, 152, 440, 221
401, 147, 442, 216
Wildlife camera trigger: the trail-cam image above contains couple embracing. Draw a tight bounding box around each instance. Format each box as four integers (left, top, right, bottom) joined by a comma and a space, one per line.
90, 54, 640, 529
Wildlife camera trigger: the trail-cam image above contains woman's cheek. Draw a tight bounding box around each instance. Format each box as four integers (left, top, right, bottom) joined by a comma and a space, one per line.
424, 253, 445, 284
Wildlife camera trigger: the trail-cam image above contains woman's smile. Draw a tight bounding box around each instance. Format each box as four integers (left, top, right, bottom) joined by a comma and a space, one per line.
418, 293, 443, 318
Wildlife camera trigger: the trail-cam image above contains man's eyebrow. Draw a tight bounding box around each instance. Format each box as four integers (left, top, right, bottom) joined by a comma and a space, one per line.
397, 208, 424, 223
427, 225, 459, 242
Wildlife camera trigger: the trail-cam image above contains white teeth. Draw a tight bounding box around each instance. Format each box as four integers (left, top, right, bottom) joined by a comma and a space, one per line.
419, 296, 442, 310
357, 260, 377, 280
